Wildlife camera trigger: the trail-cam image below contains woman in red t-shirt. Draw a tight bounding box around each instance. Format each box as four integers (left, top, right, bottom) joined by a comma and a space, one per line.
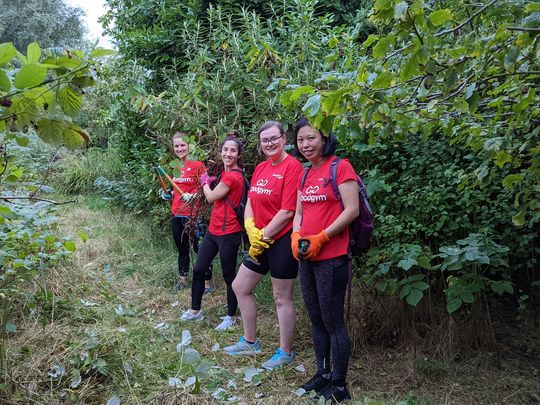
224, 121, 304, 371
290, 118, 359, 402
161, 131, 212, 291
178, 134, 245, 331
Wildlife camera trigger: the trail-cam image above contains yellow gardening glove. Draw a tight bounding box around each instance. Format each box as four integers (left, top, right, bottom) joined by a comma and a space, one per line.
248, 244, 265, 260
244, 218, 270, 249
300, 230, 330, 260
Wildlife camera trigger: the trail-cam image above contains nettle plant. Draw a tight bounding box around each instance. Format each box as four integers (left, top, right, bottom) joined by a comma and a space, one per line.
436, 233, 511, 314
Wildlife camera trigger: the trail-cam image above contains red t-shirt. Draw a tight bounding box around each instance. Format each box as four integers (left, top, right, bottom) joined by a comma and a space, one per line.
299, 156, 357, 261
249, 154, 303, 240
209, 169, 244, 236
171, 160, 206, 216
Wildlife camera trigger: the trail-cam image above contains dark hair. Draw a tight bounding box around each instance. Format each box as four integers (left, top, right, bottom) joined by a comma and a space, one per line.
257, 121, 285, 139
293, 117, 337, 157
220, 130, 243, 156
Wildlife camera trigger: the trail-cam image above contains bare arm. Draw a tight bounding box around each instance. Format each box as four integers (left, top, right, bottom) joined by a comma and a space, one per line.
324, 180, 359, 238
263, 209, 295, 240
292, 191, 303, 233
202, 181, 230, 204
244, 198, 254, 220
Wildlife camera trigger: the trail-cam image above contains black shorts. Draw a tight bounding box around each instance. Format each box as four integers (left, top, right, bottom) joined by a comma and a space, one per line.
242, 230, 298, 280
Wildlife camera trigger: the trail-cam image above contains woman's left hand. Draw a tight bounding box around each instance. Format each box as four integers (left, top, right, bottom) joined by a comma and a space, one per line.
300, 230, 330, 260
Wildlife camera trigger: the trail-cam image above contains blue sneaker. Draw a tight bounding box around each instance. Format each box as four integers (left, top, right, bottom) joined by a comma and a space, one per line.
261, 348, 295, 370
224, 336, 261, 355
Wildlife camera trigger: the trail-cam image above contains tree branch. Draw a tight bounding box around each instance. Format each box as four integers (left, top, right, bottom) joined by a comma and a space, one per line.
435, 0, 497, 38
507, 27, 540, 33
0, 195, 77, 205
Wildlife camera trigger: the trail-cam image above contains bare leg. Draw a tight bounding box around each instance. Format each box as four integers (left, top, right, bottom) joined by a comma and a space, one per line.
271, 277, 296, 353
232, 264, 264, 342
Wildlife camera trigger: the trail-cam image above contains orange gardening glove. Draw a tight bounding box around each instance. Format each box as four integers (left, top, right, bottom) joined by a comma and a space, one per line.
300, 230, 330, 260
291, 231, 302, 261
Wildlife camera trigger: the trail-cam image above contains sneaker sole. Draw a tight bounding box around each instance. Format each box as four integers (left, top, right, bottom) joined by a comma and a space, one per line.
224, 350, 261, 355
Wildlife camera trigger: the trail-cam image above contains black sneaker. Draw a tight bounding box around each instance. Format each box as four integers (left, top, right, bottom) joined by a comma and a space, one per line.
320, 383, 351, 403
299, 373, 330, 394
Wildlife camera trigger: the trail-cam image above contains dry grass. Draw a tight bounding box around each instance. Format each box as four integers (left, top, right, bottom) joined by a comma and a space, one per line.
2, 198, 540, 404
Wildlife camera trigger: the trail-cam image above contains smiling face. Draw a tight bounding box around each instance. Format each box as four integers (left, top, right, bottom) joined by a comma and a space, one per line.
296, 125, 324, 163
173, 136, 189, 160
259, 125, 285, 160
221, 140, 239, 170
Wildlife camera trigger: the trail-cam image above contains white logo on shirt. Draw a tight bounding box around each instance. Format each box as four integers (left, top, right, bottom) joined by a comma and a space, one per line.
256, 179, 269, 186
305, 186, 320, 194
272, 174, 283, 179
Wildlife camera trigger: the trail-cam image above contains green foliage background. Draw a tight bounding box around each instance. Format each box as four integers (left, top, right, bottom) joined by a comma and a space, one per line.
86, 0, 539, 317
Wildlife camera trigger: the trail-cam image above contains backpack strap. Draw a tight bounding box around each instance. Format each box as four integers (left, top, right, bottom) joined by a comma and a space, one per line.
224, 168, 248, 224
328, 157, 354, 321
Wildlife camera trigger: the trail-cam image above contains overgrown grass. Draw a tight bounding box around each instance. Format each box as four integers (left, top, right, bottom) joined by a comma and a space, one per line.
2, 198, 539, 404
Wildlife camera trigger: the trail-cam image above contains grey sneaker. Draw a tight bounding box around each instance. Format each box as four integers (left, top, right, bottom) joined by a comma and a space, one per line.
180, 309, 204, 321
215, 315, 236, 331
261, 348, 295, 370
224, 336, 261, 355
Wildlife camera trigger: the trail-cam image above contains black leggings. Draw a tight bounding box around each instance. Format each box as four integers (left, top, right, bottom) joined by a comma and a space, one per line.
191, 231, 242, 316
171, 216, 212, 279
299, 255, 350, 383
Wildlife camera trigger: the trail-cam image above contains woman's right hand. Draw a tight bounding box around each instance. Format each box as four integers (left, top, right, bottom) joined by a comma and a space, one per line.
160, 189, 172, 201
245, 218, 272, 251
290, 231, 302, 260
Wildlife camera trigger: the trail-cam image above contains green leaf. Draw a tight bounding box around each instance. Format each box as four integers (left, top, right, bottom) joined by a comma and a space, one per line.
394, 2, 408, 21
371, 72, 393, 89
490, 280, 514, 296
447, 297, 462, 314
63, 124, 90, 149
64, 241, 76, 252
77, 230, 88, 243
412, 281, 430, 291
460, 291, 475, 304
362, 34, 379, 49
322, 90, 346, 115
289, 85, 314, 102
504, 47, 520, 72
429, 9, 453, 26
398, 257, 417, 270
13, 63, 47, 89
0, 204, 12, 217
0, 70, 10, 91
406, 288, 423, 306
525, 3, 540, 13
502, 173, 523, 188
15, 134, 29, 147
494, 151, 512, 167
0, 42, 17, 66
302, 94, 321, 116
58, 85, 82, 116
373, 35, 395, 59
27, 42, 41, 64
42, 56, 81, 69
36, 118, 64, 145
400, 56, 418, 81
89, 48, 116, 58
5, 322, 16, 333
71, 76, 96, 88
417, 255, 432, 269
512, 209, 526, 226
374, 0, 393, 12
399, 284, 411, 299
